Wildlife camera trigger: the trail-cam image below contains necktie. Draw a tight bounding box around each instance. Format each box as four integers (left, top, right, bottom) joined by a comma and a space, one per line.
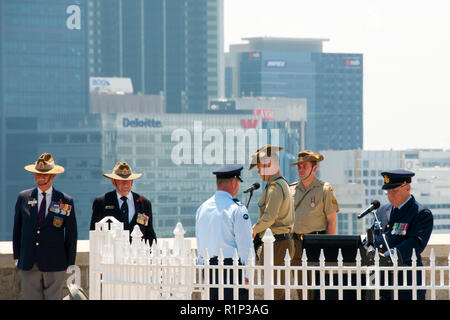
37, 192, 47, 224
121, 196, 129, 229
388, 207, 399, 227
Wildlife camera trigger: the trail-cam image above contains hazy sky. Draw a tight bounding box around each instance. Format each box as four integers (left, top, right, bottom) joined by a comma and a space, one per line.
224, 0, 450, 151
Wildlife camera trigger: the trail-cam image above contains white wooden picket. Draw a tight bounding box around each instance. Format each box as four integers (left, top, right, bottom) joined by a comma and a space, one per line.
89, 217, 450, 300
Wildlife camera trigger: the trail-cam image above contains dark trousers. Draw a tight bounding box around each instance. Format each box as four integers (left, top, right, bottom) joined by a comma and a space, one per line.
380, 269, 426, 300
208, 257, 248, 300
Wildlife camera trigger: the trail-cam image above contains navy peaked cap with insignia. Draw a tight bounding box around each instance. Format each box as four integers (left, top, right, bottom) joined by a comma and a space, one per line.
381, 169, 415, 190
212, 164, 244, 182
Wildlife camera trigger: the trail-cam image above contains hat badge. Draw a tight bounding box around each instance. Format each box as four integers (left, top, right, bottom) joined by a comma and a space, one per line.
120, 167, 130, 176
37, 161, 45, 170
384, 175, 390, 184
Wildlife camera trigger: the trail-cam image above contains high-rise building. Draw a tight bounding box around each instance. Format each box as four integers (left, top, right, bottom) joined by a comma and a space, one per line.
320, 149, 450, 234
0, 0, 88, 117
86, 0, 224, 113
227, 37, 363, 152
0, 0, 89, 238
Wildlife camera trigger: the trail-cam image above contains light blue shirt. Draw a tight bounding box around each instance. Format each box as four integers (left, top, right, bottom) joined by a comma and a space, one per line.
195, 190, 255, 265
37, 186, 52, 218
116, 191, 135, 223
397, 195, 412, 210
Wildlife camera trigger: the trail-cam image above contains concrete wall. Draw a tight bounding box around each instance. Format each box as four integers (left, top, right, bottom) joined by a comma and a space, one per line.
0, 240, 89, 300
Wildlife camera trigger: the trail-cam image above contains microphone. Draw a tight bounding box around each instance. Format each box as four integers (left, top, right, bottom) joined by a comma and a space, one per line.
357, 200, 381, 219
243, 182, 260, 194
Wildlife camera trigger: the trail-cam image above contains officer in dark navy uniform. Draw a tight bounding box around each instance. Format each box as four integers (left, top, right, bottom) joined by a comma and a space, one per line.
368, 169, 433, 300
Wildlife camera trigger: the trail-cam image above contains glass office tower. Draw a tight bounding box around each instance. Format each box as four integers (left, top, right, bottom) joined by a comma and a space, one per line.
0, 0, 89, 239
229, 37, 363, 152
86, 0, 223, 113
0, 0, 88, 117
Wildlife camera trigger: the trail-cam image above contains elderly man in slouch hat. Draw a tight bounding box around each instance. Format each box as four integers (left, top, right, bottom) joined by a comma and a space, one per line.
13, 153, 78, 300
90, 162, 157, 245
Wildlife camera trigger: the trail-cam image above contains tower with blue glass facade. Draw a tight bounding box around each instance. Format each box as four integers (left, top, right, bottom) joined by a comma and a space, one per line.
227, 37, 363, 152
0, 0, 90, 240
0, 0, 226, 241
86, 0, 224, 113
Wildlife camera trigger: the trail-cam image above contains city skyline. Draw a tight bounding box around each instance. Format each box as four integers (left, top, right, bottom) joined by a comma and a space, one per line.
224, 0, 450, 152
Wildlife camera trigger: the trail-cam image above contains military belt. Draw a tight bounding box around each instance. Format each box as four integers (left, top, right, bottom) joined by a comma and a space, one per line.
292, 230, 326, 241
273, 233, 291, 242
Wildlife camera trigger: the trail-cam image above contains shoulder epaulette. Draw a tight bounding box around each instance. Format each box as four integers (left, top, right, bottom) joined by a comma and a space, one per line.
232, 198, 243, 206
269, 181, 286, 200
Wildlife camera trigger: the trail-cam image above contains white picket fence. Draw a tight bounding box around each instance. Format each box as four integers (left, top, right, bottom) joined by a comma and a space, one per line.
89, 216, 450, 300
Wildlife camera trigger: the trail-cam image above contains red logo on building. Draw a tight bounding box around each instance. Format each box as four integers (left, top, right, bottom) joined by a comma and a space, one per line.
241, 119, 258, 129
252, 109, 274, 121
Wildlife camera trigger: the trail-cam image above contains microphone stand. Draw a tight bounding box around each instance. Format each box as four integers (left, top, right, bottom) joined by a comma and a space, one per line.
245, 189, 254, 209
246, 189, 262, 254
372, 210, 395, 265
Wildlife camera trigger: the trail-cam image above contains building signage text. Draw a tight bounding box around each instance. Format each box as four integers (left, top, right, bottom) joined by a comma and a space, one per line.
345, 59, 360, 67
252, 109, 274, 121
265, 60, 287, 68
122, 118, 162, 128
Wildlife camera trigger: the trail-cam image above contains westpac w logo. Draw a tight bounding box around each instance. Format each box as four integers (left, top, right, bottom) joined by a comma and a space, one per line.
241, 119, 258, 129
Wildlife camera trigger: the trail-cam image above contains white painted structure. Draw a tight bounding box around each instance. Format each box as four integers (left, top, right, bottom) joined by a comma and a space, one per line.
89, 217, 450, 300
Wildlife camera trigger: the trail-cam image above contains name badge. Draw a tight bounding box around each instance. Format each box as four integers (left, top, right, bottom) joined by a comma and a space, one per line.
137, 213, 149, 226
28, 199, 38, 207
105, 205, 115, 210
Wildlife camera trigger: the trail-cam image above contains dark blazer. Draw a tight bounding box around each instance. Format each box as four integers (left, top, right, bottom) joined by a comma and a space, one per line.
370, 195, 433, 300
90, 191, 157, 246
13, 187, 78, 272
373, 195, 433, 266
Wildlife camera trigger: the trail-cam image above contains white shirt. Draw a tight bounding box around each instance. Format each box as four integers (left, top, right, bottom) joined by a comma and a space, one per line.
116, 192, 136, 223
37, 186, 52, 217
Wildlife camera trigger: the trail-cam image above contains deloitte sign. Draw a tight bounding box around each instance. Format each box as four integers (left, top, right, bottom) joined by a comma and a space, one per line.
122, 118, 162, 128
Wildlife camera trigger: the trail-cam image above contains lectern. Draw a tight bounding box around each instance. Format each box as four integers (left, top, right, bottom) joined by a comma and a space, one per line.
302, 234, 369, 300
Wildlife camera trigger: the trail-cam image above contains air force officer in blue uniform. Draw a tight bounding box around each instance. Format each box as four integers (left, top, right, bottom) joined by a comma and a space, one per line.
370, 169, 433, 300
195, 164, 254, 300
13, 153, 78, 300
